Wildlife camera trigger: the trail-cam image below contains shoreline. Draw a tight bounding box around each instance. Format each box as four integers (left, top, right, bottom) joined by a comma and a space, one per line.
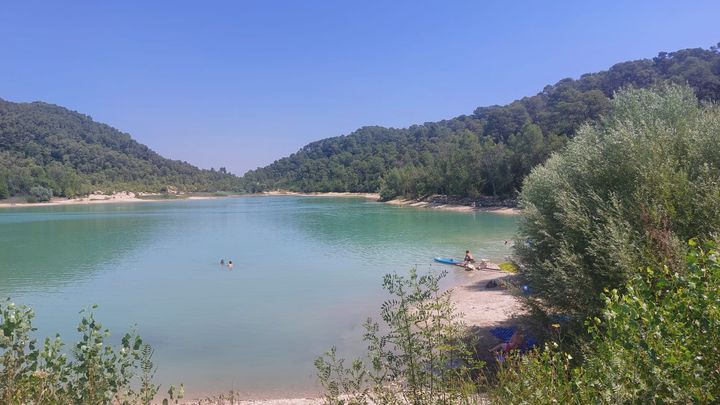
0, 192, 234, 209
450, 264, 525, 328
261, 191, 521, 214
1, 190, 521, 215
385, 197, 520, 214
261, 190, 381, 199
180, 265, 521, 404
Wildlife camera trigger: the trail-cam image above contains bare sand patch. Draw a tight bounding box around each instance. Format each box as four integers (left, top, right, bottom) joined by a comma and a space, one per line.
451, 266, 525, 328
0, 192, 237, 208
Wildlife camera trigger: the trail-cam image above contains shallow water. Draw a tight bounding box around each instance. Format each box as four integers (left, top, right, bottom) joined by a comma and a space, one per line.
0, 196, 517, 398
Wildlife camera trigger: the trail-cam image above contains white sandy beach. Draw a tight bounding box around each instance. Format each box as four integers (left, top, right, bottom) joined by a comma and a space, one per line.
1, 191, 520, 215
0, 191, 228, 208
262, 191, 520, 214
261, 190, 381, 199
385, 197, 520, 214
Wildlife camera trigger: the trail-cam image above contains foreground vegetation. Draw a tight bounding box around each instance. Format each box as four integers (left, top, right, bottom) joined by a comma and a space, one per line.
516, 85, 720, 319
0, 301, 185, 405
0, 99, 243, 199
243, 45, 720, 200
492, 240, 720, 403
315, 270, 484, 404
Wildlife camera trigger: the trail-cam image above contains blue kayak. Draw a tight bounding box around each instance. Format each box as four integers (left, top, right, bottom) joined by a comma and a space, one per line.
433, 257, 464, 265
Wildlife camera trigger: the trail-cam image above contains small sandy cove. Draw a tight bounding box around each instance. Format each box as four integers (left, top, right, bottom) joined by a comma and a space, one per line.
180, 265, 521, 404
261, 191, 381, 199
1, 190, 519, 215
0, 191, 225, 208
263, 191, 520, 214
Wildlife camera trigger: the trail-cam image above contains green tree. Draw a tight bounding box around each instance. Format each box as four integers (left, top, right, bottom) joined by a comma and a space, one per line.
28, 186, 53, 202
0, 175, 8, 199
492, 240, 720, 403
516, 85, 720, 317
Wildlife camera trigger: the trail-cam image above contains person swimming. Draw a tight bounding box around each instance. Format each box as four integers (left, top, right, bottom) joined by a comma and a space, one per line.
228, 260, 233, 269
220, 259, 225, 265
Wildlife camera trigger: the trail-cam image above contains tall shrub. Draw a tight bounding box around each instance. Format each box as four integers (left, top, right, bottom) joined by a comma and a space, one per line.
516, 85, 720, 316
27, 186, 53, 203
0, 301, 176, 405
492, 240, 720, 403
0, 175, 8, 199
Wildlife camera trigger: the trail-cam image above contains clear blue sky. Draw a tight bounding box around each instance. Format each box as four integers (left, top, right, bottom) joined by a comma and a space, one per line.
1, 1, 718, 174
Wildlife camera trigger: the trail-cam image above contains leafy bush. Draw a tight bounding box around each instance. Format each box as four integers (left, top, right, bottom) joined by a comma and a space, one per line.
0, 176, 8, 199
315, 269, 483, 404
492, 240, 720, 403
516, 85, 720, 317
27, 186, 53, 203
0, 301, 181, 405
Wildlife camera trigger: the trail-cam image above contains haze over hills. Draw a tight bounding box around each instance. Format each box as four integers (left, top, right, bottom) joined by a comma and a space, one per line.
241, 45, 720, 200
0, 99, 242, 199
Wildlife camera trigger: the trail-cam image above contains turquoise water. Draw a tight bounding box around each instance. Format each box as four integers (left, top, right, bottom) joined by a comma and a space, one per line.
0, 196, 517, 398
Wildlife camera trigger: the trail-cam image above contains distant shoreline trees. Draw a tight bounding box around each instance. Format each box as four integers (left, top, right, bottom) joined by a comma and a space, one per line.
242, 45, 720, 200
0, 100, 243, 199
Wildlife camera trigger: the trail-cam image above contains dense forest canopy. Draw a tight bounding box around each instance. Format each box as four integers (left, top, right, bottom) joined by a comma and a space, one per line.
241, 45, 720, 199
0, 100, 243, 198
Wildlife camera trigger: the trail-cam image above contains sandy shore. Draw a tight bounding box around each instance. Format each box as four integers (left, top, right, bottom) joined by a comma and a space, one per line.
262, 191, 520, 214
1, 191, 520, 215
385, 198, 520, 214
450, 265, 525, 328
0, 192, 228, 208
182, 395, 489, 405
261, 191, 381, 200
191, 399, 323, 405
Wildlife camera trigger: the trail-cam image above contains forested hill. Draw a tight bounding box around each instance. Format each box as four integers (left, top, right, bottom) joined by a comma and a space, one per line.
0, 99, 242, 199
241, 45, 720, 199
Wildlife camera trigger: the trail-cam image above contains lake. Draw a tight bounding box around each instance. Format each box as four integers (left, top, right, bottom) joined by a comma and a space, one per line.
0, 196, 517, 398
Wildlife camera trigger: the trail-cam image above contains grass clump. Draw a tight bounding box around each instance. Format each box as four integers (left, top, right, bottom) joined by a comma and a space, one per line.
498, 262, 518, 273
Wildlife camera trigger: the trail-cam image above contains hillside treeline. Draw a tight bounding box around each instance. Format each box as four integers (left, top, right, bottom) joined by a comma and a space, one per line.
242, 45, 720, 200
0, 100, 242, 199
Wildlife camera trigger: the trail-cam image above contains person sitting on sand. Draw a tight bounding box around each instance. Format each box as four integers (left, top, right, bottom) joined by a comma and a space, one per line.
490, 330, 524, 359
464, 250, 475, 265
